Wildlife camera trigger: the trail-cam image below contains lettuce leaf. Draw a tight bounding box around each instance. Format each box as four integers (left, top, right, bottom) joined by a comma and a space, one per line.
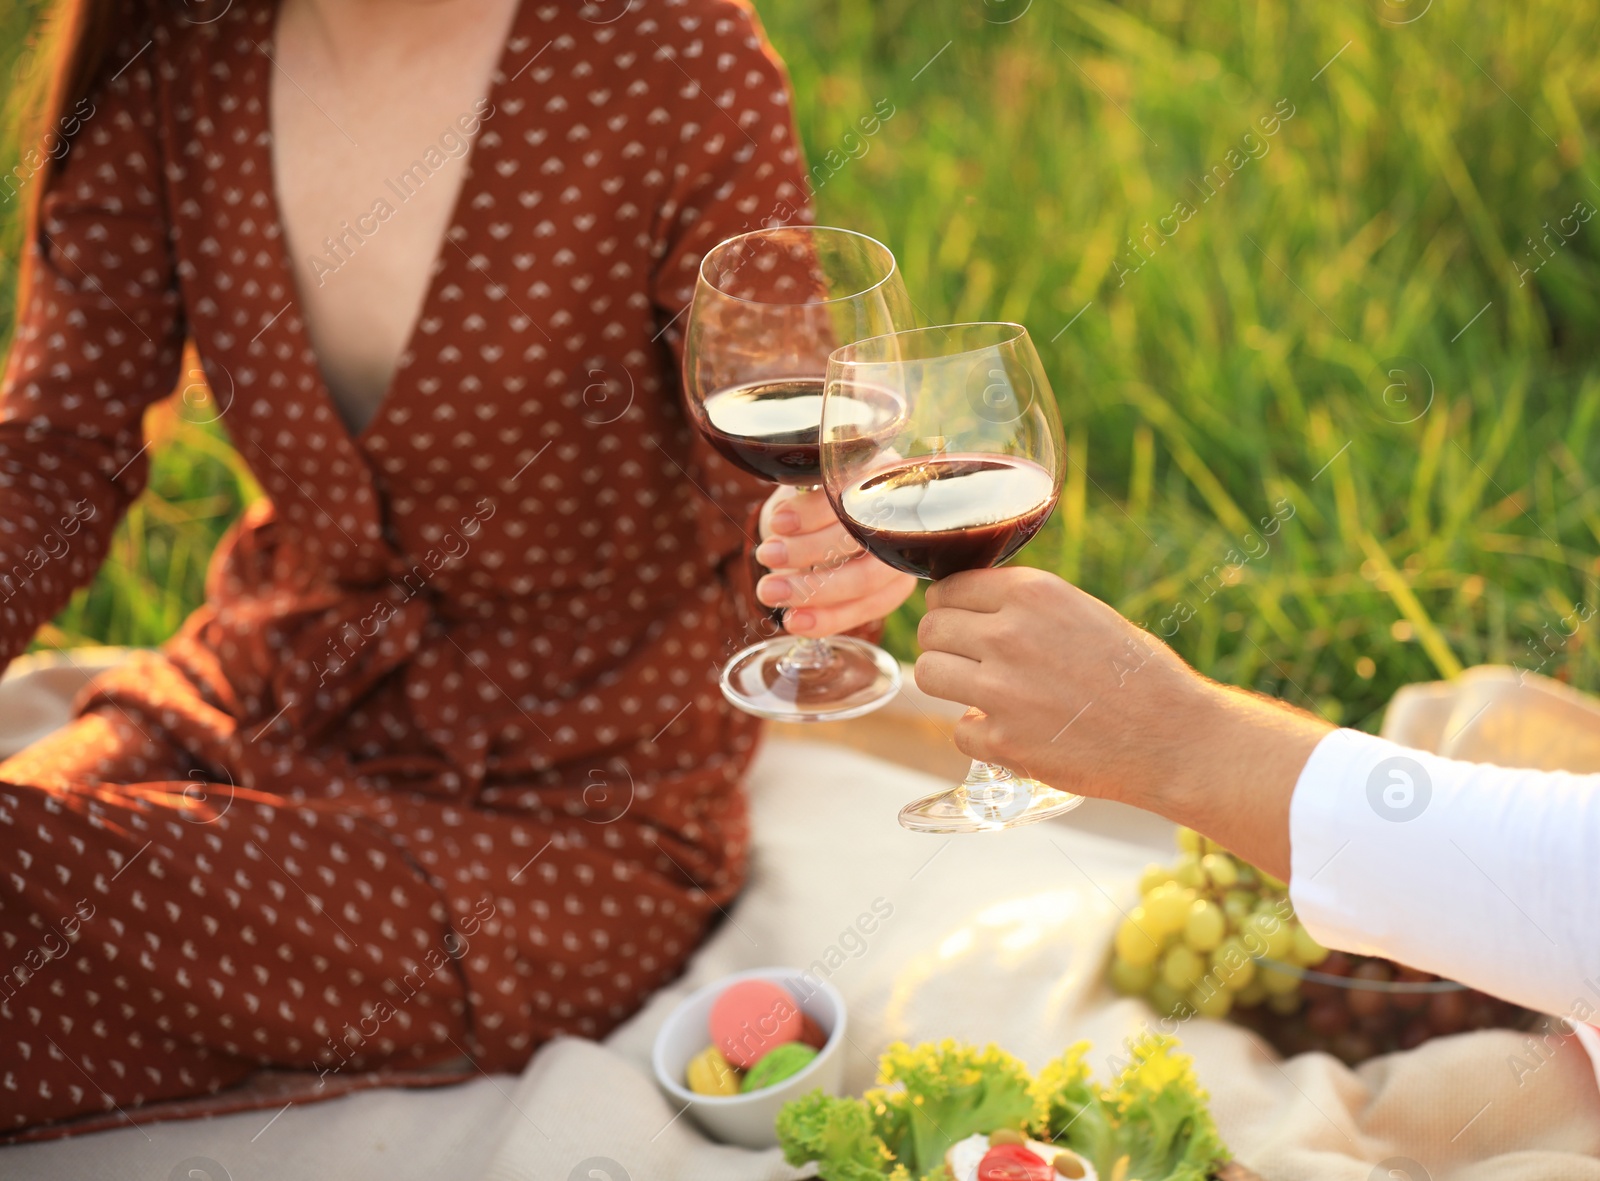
777, 1034, 1227, 1181
775, 1090, 898, 1180
875, 1039, 1042, 1169
863, 1085, 914, 1166
1103, 1034, 1229, 1181
1032, 1041, 1117, 1171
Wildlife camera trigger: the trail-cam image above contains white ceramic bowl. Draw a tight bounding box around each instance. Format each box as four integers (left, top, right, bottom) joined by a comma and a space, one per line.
651, 966, 847, 1150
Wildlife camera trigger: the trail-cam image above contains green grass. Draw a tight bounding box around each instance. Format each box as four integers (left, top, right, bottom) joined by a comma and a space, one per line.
4, 0, 1599, 732
767, 0, 1600, 728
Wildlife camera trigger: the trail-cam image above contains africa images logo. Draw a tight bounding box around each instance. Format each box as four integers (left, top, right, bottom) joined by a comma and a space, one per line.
1366, 755, 1432, 823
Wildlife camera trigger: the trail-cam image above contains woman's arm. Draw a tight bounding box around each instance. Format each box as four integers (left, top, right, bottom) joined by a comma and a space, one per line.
642, 3, 812, 641
913, 566, 1600, 1018
645, 2, 912, 639
0, 18, 185, 674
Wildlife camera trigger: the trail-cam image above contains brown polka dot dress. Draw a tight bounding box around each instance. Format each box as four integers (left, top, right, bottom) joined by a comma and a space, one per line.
0, 0, 809, 1133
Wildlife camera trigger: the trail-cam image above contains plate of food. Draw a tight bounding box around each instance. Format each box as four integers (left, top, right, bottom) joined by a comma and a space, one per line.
776, 1032, 1253, 1181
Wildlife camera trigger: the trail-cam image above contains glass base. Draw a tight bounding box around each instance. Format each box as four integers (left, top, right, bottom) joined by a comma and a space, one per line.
720, 634, 901, 723
899, 759, 1084, 833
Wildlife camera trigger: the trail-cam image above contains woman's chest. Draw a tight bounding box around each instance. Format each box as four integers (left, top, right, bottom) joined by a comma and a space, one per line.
267, 0, 520, 433
161, 7, 694, 585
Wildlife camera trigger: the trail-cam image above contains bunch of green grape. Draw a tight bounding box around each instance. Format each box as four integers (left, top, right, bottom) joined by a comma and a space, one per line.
1109, 827, 1329, 1021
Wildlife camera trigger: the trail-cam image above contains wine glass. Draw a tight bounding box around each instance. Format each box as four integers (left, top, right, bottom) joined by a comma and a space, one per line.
683, 226, 913, 722
821, 322, 1083, 832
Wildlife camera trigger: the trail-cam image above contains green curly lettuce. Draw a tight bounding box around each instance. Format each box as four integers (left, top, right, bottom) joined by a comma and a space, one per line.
862, 1085, 913, 1165
775, 1090, 899, 1181
1102, 1034, 1228, 1181
875, 1039, 1041, 1170
776, 1033, 1229, 1181
1031, 1041, 1116, 1170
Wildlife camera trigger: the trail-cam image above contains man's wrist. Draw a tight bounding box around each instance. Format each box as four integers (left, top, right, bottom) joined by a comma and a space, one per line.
1159, 683, 1334, 878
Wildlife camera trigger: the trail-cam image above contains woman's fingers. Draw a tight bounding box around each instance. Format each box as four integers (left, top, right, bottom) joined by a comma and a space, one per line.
758, 552, 886, 609
753, 485, 915, 636
763, 485, 844, 539
755, 519, 862, 573
757, 487, 866, 572
782, 570, 916, 638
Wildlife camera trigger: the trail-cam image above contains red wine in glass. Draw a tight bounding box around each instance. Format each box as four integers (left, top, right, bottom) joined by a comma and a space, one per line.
836, 454, 1056, 580
698, 378, 903, 487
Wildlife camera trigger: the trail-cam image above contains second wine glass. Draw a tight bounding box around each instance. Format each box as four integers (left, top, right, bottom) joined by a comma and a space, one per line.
683, 226, 913, 722
822, 322, 1084, 832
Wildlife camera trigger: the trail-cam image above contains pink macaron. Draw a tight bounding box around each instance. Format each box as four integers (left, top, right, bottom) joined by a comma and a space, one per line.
709, 979, 804, 1068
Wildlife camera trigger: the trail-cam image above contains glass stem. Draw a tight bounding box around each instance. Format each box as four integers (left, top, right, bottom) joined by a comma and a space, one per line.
777, 635, 835, 677
773, 482, 833, 681
961, 759, 1018, 808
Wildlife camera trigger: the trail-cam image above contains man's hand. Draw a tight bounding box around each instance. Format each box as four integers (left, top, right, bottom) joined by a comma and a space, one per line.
912, 566, 1332, 877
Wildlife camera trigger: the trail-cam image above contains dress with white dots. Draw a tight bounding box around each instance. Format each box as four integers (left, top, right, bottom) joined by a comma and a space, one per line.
0, 0, 807, 1133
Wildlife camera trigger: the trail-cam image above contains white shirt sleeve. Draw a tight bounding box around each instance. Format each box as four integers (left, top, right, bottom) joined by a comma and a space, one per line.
1288, 728, 1600, 1020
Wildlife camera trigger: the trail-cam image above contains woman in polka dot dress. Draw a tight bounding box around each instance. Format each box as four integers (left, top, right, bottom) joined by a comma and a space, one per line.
0, 0, 912, 1133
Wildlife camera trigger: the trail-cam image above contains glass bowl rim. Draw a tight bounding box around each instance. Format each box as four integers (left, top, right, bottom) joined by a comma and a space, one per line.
827, 321, 1030, 367
697, 224, 902, 308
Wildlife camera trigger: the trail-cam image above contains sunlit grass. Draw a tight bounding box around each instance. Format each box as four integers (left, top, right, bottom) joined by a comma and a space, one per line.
4, 0, 1598, 734
33, 391, 263, 651
770, 0, 1600, 729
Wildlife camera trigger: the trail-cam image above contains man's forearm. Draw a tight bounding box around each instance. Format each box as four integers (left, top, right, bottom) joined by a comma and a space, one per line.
1160, 683, 1334, 881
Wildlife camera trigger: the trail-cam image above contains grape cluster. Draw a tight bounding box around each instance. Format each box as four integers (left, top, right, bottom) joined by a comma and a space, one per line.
1110, 827, 1325, 1022
1109, 828, 1530, 1063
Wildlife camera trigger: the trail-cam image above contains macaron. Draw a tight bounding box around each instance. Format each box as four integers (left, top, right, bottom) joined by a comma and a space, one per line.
740, 1041, 817, 1093
709, 980, 804, 1068
685, 1043, 741, 1096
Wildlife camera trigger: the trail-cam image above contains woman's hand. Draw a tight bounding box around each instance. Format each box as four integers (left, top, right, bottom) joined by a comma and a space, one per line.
754, 485, 916, 639
912, 566, 1332, 877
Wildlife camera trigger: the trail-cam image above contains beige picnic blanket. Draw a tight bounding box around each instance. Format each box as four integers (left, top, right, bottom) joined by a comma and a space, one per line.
0, 652, 1596, 1179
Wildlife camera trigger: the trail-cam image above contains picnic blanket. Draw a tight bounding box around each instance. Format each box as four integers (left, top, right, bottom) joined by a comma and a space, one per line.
1, 651, 1597, 1180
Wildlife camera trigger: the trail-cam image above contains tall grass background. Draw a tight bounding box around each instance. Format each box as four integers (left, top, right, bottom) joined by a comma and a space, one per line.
4, 0, 1599, 733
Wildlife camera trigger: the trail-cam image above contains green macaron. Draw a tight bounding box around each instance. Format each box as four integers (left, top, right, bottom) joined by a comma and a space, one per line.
739, 1041, 818, 1093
